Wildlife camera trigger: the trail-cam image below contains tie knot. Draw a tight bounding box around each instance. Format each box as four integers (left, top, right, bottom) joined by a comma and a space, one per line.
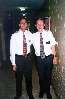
40, 32, 42, 35
23, 32, 25, 37
40, 33, 43, 39
40, 32, 42, 36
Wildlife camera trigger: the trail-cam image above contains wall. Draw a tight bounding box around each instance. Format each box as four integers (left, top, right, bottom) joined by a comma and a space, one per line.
0, 9, 6, 65
49, 0, 65, 99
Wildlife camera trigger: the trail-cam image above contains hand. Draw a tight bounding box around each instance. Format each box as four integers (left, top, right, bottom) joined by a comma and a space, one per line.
53, 56, 58, 65
12, 65, 16, 71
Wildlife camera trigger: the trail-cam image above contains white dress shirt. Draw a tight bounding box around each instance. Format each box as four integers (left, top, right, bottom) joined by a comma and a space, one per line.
33, 29, 57, 57
10, 29, 32, 65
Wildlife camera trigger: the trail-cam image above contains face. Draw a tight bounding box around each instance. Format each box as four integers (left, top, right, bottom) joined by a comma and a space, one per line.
19, 18, 28, 31
36, 19, 44, 32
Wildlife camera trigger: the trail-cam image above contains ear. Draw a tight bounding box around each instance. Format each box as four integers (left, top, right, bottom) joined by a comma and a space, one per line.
35, 24, 36, 27
44, 24, 45, 26
19, 24, 20, 27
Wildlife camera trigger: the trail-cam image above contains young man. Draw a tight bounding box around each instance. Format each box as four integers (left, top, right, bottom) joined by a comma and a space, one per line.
33, 18, 58, 99
10, 17, 34, 99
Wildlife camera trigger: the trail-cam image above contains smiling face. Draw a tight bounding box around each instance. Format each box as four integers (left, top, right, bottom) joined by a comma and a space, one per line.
19, 18, 28, 32
35, 19, 45, 32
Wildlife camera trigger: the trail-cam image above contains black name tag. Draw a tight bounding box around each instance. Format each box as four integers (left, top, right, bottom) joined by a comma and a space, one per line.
46, 41, 50, 44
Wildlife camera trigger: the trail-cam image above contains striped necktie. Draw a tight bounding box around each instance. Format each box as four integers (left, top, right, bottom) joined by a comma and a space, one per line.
40, 32, 45, 59
23, 32, 27, 57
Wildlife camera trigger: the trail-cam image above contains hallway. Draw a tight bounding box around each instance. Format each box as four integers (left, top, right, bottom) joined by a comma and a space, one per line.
0, 0, 65, 99
0, 65, 57, 99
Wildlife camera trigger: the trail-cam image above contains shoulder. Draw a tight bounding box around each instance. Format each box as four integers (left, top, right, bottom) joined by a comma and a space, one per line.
47, 30, 53, 34
26, 30, 33, 37
33, 32, 38, 35
26, 30, 32, 34
10, 31, 19, 39
45, 30, 53, 36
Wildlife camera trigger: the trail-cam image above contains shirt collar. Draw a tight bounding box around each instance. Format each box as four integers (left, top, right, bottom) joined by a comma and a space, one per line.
19, 29, 27, 33
37, 29, 46, 34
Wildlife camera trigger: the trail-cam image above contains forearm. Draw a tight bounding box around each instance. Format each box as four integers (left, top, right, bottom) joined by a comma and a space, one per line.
51, 45, 59, 64
10, 54, 16, 66
51, 45, 56, 57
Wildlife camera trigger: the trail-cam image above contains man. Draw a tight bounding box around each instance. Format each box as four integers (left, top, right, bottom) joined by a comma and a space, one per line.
33, 18, 58, 99
10, 17, 34, 99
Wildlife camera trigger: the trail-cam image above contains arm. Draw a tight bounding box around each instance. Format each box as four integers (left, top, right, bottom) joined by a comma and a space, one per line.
49, 31, 59, 64
51, 44, 59, 65
10, 34, 16, 71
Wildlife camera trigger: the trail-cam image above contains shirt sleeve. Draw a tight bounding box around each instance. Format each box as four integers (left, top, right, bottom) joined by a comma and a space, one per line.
10, 34, 16, 65
49, 31, 58, 46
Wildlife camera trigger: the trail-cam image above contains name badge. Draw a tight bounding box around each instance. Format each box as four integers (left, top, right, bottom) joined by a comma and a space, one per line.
46, 41, 50, 44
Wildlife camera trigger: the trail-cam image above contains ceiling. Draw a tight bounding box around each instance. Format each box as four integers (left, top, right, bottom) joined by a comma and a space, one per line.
0, 0, 48, 22
0, 0, 46, 10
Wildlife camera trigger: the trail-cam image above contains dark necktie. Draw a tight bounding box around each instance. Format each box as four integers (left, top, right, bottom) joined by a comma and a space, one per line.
23, 32, 27, 57
40, 32, 45, 59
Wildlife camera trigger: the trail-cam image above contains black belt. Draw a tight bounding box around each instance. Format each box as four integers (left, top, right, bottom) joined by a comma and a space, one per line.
15, 53, 31, 60
37, 54, 54, 59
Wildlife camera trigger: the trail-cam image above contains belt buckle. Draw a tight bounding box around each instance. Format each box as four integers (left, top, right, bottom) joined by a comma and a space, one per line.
41, 54, 45, 59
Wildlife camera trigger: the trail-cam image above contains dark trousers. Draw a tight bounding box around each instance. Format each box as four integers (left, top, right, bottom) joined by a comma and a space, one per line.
36, 54, 53, 98
15, 54, 32, 98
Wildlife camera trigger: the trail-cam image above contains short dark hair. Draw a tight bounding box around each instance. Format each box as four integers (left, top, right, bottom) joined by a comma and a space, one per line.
18, 16, 28, 24
35, 18, 44, 24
